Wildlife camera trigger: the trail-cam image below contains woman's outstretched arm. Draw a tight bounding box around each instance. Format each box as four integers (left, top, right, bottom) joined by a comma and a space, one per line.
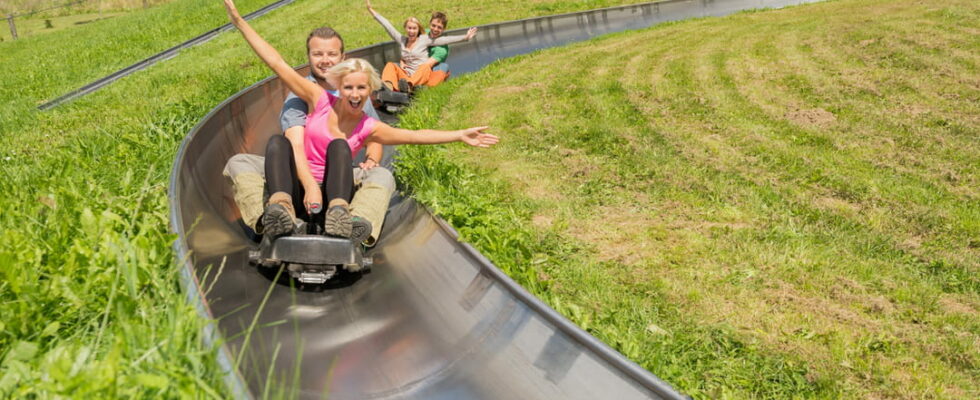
223, 0, 321, 108
368, 122, 499, 147
366, 0, 403, 42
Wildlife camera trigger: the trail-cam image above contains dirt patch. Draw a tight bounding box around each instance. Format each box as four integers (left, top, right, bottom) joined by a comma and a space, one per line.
826, 278, 894, 315
864, 295, 895, 314
768, 281, 883, 330
486, 158, 558, 202
900, 235, 923, 250
785, 107, 837, 128
532, 214, 553, 229
488, 83, 543, 96
696, 221, 751, 230
814, 196, 861, 216
901, 103, 931, 117
558, 149, 598, 178
859, 38, 878, 47
938, 295, 976, 315
566, 203, 666, 265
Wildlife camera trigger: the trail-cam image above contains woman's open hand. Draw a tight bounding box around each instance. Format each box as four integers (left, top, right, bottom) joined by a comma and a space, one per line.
465, 27, 478, 41
223, 0, 242, 23
460, 126, 498, 148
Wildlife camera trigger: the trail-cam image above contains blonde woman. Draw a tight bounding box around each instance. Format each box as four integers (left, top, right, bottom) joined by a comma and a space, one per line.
224, 0, 498, 239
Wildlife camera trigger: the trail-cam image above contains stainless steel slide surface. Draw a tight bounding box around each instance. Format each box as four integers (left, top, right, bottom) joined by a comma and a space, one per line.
169, 1, 815, 398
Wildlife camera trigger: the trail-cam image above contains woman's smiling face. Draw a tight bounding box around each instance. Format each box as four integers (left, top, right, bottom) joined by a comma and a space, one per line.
338, 71, 371, 112
404, 20, 422, 38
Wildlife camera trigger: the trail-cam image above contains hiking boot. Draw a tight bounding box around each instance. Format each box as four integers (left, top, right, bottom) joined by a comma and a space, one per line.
350, 216, 373, 245
397, 78, 412, 94
261, 192, 297, 238
324, 205, 352, 238
293, 218, 309, 235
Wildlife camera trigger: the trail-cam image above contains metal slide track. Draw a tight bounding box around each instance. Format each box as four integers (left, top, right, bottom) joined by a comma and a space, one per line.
169, 1, 815, 398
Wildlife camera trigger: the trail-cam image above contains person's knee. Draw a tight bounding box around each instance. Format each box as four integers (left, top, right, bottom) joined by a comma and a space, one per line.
361, 166, 395, 192
223, 153, 265, 179
265, 134, 290, 156
327, 138, 350, 155
432, 62, 450, 73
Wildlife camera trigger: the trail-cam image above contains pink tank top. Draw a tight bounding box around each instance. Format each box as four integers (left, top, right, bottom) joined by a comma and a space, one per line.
304, 91, 376, 182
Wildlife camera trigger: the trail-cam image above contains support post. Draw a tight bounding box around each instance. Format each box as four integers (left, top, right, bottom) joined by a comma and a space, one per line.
7, 15, 16, 40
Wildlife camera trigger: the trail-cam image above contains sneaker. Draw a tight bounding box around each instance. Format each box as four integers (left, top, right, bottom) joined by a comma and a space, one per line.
324, 205, 352, 238
261, 203, 295, 237
351, 216, 373, 245
397, 78, 412, 94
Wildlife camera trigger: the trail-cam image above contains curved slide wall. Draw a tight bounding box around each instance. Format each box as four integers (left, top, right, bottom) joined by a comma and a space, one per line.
169, 0, 815, 398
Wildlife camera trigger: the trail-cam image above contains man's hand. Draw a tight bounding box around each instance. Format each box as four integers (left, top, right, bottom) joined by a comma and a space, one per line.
359, 158, 379, 170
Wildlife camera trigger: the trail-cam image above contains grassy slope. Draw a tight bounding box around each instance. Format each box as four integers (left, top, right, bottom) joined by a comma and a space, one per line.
0, 0, 653, 397
0, 0, 174, 17
0, 0, 179, 41
396, 0, 979, 398
1, 12, 127, 42
0, 0, 273, 140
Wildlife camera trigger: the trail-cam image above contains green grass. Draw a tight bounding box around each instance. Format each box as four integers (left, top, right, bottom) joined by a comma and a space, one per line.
395, 0, 979, 398
0, 0, 179, 42
0, 0, 656, 397
0, 12, 126, 42
0, 0, 174, 18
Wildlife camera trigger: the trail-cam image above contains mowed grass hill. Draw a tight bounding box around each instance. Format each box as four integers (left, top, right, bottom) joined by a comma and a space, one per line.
396, 0, 979, 398
0, 0, 652, 397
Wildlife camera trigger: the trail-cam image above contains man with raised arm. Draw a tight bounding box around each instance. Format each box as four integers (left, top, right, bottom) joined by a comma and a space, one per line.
420, 11, 457, 88
224, 26, 395, 246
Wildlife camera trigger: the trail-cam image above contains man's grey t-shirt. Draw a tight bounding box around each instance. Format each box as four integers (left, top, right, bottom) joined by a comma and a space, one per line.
279, 75, 380, 132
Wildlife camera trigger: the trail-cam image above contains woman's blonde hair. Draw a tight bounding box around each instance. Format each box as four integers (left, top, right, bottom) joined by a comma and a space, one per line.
403, 17, 423, 33
326, 58, 382, 92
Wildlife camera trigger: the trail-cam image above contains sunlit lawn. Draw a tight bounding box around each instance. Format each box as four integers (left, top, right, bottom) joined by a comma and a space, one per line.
397, 0, 979, 397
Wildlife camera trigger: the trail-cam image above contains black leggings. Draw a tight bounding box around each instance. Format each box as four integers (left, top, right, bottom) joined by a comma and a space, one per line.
265, 135, 354, 225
